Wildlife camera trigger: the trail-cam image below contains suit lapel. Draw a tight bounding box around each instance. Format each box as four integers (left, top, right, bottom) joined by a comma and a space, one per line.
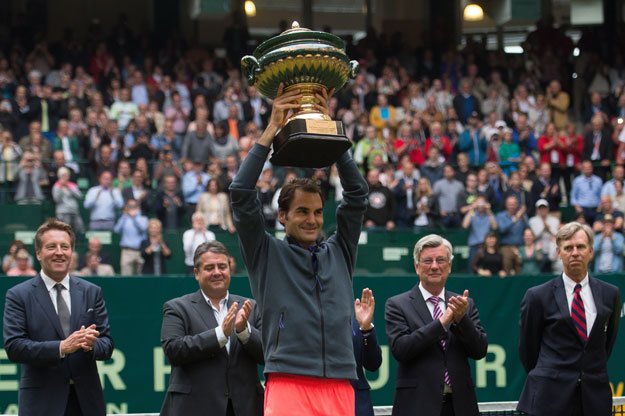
69, 277, 84, 332
32, 275, 65, 339
587, 277, 606, 340
408, 285, 434, 326
190, 290, 219, 330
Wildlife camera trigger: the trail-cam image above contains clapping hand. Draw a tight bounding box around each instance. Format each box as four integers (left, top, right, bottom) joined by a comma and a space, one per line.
355, 288, 375, 331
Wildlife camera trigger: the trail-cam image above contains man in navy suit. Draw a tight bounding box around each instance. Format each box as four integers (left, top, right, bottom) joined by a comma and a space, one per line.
385, 234, 488, 416
352, 287, 382, 416
3, 219, 114, 416
518, 222, 621, 416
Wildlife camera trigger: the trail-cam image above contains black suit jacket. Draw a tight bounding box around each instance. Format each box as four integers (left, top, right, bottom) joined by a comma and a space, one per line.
3, 275, 114, 416
385, 285, 488, 416
582, 129, 614, 161
160, 291, 264, 416
351, 318, 382, 416
518, 276, 621, 416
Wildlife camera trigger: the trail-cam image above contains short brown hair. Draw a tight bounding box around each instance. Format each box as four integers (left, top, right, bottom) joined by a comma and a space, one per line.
278, 178, 324, 212
556, 222, 594, 248
35, 219, 75, 252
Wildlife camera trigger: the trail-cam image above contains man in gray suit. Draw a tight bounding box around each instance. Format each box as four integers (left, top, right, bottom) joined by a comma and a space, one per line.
160, 241, 263, 416
385, 234, 488, 416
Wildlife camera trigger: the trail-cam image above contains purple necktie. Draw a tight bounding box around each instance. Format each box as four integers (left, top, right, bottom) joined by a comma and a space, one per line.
429, 296, 452, 387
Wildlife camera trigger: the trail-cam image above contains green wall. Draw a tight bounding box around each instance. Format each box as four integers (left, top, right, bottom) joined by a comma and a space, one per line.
1, 274, 625, 414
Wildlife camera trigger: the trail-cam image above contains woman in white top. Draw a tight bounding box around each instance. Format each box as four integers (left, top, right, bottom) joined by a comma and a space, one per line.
182, 212, 216, 273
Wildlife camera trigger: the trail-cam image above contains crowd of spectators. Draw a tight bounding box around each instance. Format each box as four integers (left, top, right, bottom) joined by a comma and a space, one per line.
1, 15, 625, 275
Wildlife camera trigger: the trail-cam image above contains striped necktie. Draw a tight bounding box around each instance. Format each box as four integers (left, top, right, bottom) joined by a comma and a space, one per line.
571, 284, 587, 342
428, 296, 452, 387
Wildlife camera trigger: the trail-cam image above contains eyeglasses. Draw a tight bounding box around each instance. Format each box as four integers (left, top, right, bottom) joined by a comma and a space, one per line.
420, 257, 449, 266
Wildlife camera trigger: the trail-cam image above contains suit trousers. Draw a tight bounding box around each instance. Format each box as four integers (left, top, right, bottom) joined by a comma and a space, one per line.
65, 385, 83, 416
440, 394, 455, 416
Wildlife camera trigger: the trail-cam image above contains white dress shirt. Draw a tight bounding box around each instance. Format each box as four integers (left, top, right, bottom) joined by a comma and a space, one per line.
40, 271, 71, 357
562, 273, 597, 336
418, 283, 449, 330
200, 290, 250, 353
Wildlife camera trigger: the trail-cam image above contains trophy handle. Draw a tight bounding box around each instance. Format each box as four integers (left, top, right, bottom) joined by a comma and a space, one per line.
241, 55, 260, 85
348, 60, 360, 80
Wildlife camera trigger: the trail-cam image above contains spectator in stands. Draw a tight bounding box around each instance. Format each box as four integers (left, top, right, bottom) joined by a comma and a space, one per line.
425, 121, 452, 163
213, 85, 244, 123
243, 85, 269, 129
394, 123, 425, 167
433, 164, 465, 228
196, 178, 236, 233
114, 198, 148, 275
122, 169, 151, 214
84, 170, 124, 230
14, 151, 46, 204
512, 114, 537, 157
79, 252, 115, 276
52, 119, 80, 173
364, 168, 395, 230
593, 195, 624, 233
354, 125, 388, 174
601, 164, 625, 198
583, 91, 610, 125
496, 195, 528, 275
114, 159, 132, 189
0, 130, 22, 200
458, 112, 487, 168
473, 231, 508, 278
212, 121, 240, 164
583, 114, 613, 180
19, 121, 51, 161
485, 162, 507, 210
420, 146, 444, 187
453, 79, 482, 124
529, 162, 562, 216
527, 94, 550, 136
518, 228, 546, 275
165, 91, 191, 140
503, 171, 531, 214
182, 212, 216, 274
412, 177, 435, 229
570, 160, 603, 224
499, 128, 522, 176
476, 168, 497, 208
151, 119, 181, 159
6, 248, 37, 277
2, 240, 33, 274
181, 117, 213, 164
546, 79, 570, 131
612, 179, 625, 213
369, 93, 397, 139
154, 174, 185, 230
52, 166, 84, 234
108, 87, 138, 133
393, 162, 419, 228
153, 145, 183, 187
79, 236, 113, 271
593, 214, 624, 273
182, 161, 210, 212
528, 198, 560, 268
560, 122, 583, 194
141, 218, 171, 275
463, 195, 497, 272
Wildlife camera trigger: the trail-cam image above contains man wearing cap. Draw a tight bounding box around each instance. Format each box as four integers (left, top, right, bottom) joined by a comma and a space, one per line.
593, 214, 624, 273
529, 198, 560, 272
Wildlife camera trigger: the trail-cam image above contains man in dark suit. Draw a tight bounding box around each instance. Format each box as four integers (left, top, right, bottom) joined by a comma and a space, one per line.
352, 287, 382, 416
518, 222, 621, 416
3, 219, 114, 416
582, 114, 614, 180
160, 240, 263, 416
385, 234, 488, 416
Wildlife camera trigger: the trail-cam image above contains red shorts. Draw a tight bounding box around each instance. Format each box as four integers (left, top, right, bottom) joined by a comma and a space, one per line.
264, 373, 355, 416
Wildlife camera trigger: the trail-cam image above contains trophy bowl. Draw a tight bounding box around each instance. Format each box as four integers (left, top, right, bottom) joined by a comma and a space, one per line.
241, 21, 359, 167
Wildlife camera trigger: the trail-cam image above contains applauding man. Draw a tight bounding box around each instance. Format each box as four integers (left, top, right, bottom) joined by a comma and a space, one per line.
385, 234, 487, 416
160, 241, 263, 416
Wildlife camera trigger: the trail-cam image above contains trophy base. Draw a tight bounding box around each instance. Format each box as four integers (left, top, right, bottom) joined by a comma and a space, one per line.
270, 119, 352, 168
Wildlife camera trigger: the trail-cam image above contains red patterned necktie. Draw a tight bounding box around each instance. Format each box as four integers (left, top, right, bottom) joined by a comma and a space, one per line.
571, 284, 588, 342
429, 296, 452, 386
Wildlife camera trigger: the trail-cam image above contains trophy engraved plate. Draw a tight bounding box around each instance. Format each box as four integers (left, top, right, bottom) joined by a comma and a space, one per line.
241, 21, 359, 167
305, 119, 338, 135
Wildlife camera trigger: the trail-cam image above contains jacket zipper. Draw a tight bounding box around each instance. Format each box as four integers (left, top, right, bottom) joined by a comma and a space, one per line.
272, 312, 284, 357
314, 275, 326, 377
